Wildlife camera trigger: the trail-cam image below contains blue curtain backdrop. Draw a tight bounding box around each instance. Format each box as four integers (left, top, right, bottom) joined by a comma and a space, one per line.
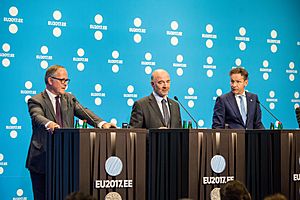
0, 0, 299, 198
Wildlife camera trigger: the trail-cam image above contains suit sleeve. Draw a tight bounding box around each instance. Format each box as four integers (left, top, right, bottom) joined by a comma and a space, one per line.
28, 97, 51, 129
254, 96, 265, 129
212, 96, 225, 129
73, 97, 103, 127
129, 101, 144, 128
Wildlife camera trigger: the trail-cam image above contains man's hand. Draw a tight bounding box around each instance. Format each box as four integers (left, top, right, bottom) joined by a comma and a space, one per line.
47, 121, 60, 133
102, 122, 117, 129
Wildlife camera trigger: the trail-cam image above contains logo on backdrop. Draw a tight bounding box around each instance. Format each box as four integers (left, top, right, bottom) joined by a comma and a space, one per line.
108, 50, 124, 73
291, 91, 300, 109
89, 14, 108, 41
202, 24, 217, 49
123, 85, 138, 107
141, 52, 156, 74
12, 188, 28, 200
47, 10, 67, 37
285, 61, 298, 82
73, 48, 89, 71
95, 156, 133, 199
232, 58, 244, 69
173, 54, 187, 76
0, 153, 8, 175
129, 17, 146, 44
35, 45, 53, 69
183, 88, 205, 127
20, 81, 37, 103
203, 56, 217, 78
1, 43, 15, 68
6, 116, 22, 139
166, 21, 183, 46
259, 60, 272, 80
235, 27, 250, 51
213, 89, 223, 101
267, 29, 280, 53
203, 155, 234, 185
91, 84, 106, 106
3, 6, 23, 34
184, 87, 197, 108
266, 90, 278, 110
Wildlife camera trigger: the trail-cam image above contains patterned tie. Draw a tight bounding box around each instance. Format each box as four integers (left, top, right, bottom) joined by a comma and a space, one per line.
161, 99, 170, 127
239, 96, 247, 125
55, 96, 63, 127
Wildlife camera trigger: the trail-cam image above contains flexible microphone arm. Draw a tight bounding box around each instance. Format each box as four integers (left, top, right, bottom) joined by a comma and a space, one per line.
256, 100, 281, 122
296, 107, 300, 128
174, 96, 199, 128
72, 98, 98, 128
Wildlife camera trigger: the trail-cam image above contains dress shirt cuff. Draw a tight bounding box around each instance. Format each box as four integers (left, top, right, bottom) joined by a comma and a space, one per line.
98, 121, 107, 128
45, 121, 52, 130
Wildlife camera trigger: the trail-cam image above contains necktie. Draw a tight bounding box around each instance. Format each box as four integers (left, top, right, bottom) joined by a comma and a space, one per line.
239, 96, 247, 125
55, 96, 63, 127
161, 99, 170, 127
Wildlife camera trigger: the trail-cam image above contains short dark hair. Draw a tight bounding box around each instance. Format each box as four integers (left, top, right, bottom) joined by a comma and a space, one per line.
65, 191, 95, 200
220, 180, 251, 200
44, 65, 65, 85
230, 67, 248, 80
264, 193, 287, 200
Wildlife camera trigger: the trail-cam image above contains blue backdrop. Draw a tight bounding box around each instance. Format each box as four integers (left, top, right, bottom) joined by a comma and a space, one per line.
1, 0, 300, 198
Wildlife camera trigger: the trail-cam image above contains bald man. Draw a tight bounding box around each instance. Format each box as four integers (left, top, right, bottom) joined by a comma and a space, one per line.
129, 69, 182, 129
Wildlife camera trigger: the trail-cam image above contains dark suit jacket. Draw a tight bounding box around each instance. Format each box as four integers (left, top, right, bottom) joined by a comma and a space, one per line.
129, 93, 182, 129
212, 91, 264, 129
26, 90, 103, 174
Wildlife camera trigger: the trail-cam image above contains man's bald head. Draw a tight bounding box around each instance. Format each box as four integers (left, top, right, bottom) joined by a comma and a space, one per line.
151, 69, 171, 98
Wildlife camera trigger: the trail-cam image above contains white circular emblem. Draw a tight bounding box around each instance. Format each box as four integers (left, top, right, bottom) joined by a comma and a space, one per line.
211, 155, 226, 173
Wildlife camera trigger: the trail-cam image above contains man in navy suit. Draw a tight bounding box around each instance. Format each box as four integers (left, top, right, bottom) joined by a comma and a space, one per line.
212, 67, 264, 129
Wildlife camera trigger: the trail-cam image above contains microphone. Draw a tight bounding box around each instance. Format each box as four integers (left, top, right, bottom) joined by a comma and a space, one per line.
296, 107, 300, 128
256, 100, 281, 124
174, 96, 199, 128
72, 97, 98, 128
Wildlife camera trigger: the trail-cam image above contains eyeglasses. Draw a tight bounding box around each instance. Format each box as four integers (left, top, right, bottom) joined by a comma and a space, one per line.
51, 76, 70, 84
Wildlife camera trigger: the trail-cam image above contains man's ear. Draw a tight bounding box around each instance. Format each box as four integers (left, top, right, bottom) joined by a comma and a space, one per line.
48, 77, 53, 85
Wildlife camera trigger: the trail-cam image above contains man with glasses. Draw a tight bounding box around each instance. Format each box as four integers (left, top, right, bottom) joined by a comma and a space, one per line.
212, 67, 264, 129
26, 65, 116, 199
129, 69, 182, 129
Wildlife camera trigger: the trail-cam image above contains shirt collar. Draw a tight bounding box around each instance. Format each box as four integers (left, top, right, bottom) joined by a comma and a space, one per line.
46, 89, 59, 101
153, 91, 168, 102
235, 91, 246, 97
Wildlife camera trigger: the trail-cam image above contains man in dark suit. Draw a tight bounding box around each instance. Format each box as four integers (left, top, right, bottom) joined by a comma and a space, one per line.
26, 65, 116, 200
212, 67, 264, 129
129, 69, 182, 129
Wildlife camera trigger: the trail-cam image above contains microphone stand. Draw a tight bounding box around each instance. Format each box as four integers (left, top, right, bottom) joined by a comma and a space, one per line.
174, 96, 199, 128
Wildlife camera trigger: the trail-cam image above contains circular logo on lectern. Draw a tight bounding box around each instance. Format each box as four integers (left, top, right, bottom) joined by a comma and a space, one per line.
210, 187, 220, 200
211, 155, 226, 173
105, 156, 123, 176
105, 192, 122, 200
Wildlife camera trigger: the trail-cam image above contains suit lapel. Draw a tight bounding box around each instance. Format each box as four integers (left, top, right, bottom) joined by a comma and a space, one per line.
246, 92, 254, 126
42, 90, 56, 121
227, 92, 244, 124
168, 98, 175, 127
60, 94, 68, 127
148, 93, 166, 126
